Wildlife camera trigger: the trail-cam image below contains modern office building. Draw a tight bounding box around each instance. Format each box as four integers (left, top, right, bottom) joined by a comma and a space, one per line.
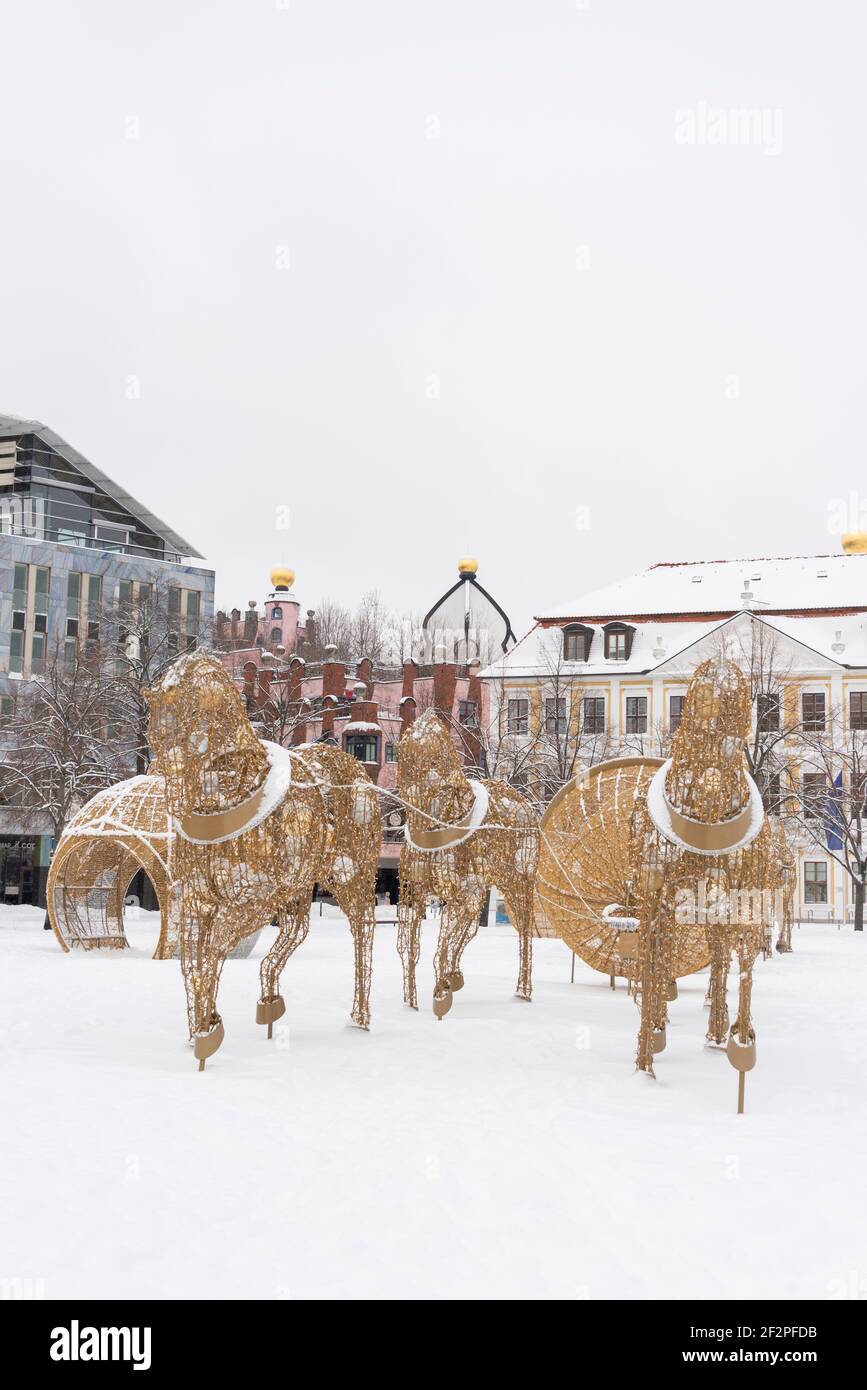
0, 414, 214, 905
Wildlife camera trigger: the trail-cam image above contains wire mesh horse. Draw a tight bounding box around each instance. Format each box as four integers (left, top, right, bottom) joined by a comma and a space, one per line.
395, 708, 539, 1019
145, 652, 381, 1067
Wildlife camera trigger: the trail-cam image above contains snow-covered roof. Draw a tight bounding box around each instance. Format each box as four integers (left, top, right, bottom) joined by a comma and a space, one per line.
480, 610, 867, 681
539, 553, 867, 621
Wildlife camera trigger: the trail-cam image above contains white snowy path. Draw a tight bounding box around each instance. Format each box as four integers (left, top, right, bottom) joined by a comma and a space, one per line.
0, 906, 864, 1301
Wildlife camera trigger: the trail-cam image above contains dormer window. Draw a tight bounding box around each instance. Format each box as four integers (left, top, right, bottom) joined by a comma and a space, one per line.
563, 623, 593, 662
603, 622, 635, 661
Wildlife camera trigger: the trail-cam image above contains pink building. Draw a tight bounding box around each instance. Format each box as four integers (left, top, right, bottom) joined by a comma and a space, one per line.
214, 560, 516, 897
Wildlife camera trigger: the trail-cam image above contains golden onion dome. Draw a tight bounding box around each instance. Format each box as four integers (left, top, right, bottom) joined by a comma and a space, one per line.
269, 566, 296, 590
842, 533, 867, 555
457, 556, 479, 575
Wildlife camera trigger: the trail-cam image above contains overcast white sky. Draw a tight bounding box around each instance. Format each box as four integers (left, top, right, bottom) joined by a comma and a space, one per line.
2, 1, 864, 636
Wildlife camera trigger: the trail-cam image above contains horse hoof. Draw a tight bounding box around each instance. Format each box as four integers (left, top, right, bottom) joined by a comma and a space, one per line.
433, 988, 453, 1020
650, 1025, 666, 1055
256, 995, 286, 1027
194, 1019, 224, 1066
448, 970, 464, 992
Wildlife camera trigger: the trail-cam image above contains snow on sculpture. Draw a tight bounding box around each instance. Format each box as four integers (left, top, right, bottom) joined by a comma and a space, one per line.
637, 656, 771, 1109
46, 769, 259, 960
395, 707, 539, 1018
144, 651, 381, 1068
47, 769, 178, 956
538, 656, 774, 1111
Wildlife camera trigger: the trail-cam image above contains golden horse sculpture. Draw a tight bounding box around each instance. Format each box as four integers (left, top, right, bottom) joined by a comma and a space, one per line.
145, 652, 381, 1068
395, 708, 539, 1019
637, 657, 772, 1109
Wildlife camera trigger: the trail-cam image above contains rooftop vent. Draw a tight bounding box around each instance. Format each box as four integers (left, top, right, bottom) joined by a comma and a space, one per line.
691, 574, 702, 584
817, 569, 828, 578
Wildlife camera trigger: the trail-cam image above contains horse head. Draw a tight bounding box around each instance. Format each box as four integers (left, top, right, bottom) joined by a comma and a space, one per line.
144, 651, 268, 817
665, 656, 753, 827
397, 708, 475, 838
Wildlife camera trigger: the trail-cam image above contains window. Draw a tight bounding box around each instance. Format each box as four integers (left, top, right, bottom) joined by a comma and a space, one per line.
9, 631, 23, 675
563, 625, 592, 662
757, 693, 780, 732
459, 700, 478, 727
87, 575, 102, 642
0, 695, 14, 726
603, 623, 634, 661
270, 628, 282, 643
851, 692, 867, 730
66, 617, 79, 638
34, 566, 50, 619
804, 861, 828, 905
12, 563, 27, 616
385, 742, 397, 763
802, 693, 826, 731
31, 632, 46, 674
761, 771, 782, 813
545, 698, 566, 734
169, 586, 203, 654
583, 696, 605, 734
271, 606, 283, 619
345, 734, 378, 763
507, 698, 528, 734
669, 695, 684, 732
803, 772, 827, 819
625, 696, 648, 734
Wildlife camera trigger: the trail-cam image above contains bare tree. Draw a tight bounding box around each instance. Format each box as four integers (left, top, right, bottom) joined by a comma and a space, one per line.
480, 630, 612, 810
2, 645, 130, 842
785, 705, 867, 931
104, 579, 212, 774
713, 619, 801, 811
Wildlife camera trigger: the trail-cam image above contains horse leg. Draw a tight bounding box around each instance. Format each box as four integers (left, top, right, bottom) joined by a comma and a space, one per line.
397, 895, 422, 1009
433, 905, 457, 1019
179, 902, 229, 1070
257, 897, 310, 1037
504, 884, 534, 1001
332, 881, 375, 1030
705, 928, 731, 1045
445, 893, 485, 992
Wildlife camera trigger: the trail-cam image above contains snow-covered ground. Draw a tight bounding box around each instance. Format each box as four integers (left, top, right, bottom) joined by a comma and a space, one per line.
1, 904, 864, 1300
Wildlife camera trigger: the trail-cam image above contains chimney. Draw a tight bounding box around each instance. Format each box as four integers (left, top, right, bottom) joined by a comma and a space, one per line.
321, 645, 345, 735
432, 659, 458, 722
356, 656, 374, 697
289, 656, 307, 745
243, 601, 258, 643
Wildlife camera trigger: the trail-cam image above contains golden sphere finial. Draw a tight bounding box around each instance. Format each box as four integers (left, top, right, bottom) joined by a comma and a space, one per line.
842, 533, 867, 555
270, 566, 296, 591
458, 556, 478, 575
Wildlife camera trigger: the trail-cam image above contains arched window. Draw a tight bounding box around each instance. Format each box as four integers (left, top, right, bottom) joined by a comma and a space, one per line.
271, 606, 283, 619
270, 628, 282, 642
563, 624, 593, 662
603, 622, 636, 661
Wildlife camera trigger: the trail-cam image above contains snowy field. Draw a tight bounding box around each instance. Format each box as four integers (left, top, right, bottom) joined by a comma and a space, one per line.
1, 904, 864, 1301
